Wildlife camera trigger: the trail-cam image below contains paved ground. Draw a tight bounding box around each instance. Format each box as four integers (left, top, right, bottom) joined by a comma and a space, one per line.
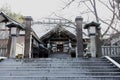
49, 53, 71, 58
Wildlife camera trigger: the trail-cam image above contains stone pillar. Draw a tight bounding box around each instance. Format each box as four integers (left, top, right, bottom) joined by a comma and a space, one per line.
10, 36, 17, 58
75, 16, 84, 57
96, 28, 102, 57
90, 35, 96, 57
24, 16, 33, 58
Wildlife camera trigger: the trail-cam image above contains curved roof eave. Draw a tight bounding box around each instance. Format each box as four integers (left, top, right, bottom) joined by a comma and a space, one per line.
40, 26, 76, 41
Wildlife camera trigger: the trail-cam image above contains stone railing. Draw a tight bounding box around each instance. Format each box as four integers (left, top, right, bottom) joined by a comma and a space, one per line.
102, 46, 120, 57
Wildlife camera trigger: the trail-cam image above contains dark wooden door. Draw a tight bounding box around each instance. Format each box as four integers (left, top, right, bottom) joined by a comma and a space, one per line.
57, 44, 63, 52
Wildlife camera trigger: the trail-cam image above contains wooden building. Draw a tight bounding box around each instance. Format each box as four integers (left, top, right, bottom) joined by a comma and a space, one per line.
0, 12, 89, 58
40, 26, 87, 57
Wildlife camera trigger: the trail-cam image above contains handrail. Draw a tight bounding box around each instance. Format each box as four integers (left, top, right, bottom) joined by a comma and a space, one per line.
105, 56, 120, 68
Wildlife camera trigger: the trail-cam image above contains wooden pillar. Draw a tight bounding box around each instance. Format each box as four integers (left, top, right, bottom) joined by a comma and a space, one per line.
75, 16, 84, 57
47, 40, 51, 54
47, 40, 51, 48
69, 39, 72, 54
69, 39, 72, 48
24, 16, 33, 58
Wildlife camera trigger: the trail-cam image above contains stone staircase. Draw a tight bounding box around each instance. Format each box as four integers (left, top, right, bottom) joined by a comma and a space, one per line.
0, 57, 120, 80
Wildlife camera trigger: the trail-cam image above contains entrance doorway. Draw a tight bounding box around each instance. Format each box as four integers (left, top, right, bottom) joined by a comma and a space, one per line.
57, 44, 63, 52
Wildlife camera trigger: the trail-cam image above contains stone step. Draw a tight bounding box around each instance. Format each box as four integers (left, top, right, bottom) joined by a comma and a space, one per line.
0, 59, 112, 63
22, 61, 109, 63
1, 62, 110, 66
21, 60, 108, 63
0, 65, 117, 68
0, 75, 119, 78
0, 62, 111, 66
0, 65, 117, 69
0, 63, 113, 66
2, 60, 108, 63
0, 72, 120, 76
0, 77, 119, 80
21, 58, 106, 60
0, 66, 115, 70
21, 61, 108, 63
0, 67, 115, 71
13, 58, 107, 61
0, 70, 119, 73
0, 58, 119, 80
0, 67, 119, 71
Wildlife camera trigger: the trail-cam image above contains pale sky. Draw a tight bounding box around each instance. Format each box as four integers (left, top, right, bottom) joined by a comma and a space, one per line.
0, 0, 63, 20
0, 0, 82, 37
0, 0, 95, 21
0, 0, 83, 21
0, 0, 115, 38
0, 0, 112, 21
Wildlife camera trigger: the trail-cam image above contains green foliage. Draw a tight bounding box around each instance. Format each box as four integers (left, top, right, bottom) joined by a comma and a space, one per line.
0, 5, 25, 23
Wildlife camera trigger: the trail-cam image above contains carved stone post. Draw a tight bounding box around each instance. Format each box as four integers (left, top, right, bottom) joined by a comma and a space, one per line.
75, 16, 84, 57
24, 16, 33, 58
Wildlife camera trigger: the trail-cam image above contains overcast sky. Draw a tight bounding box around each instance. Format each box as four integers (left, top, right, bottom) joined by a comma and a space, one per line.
0, 0, 93, 22
0, 0, 114, 38
0, 0, 61, 19
0, 0, 111, 21
0, 0, 80, 21
0, 0, 79, 37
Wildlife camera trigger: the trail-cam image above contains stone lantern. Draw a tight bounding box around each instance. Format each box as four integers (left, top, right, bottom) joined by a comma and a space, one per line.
6, 22, 24, 58
84, 21, 100, 57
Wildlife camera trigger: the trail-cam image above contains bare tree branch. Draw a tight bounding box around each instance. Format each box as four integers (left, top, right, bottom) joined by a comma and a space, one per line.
101, 0, 116, 37
86, 0, 119, 37
92, 0, 99, 22
102, 10, 115, 37
62, 0, 75, 9
52, 12, 76, 26
99, 18, 119, 33
89, 0, 94, 8
62, 0, 120, 38
77, 0, 89, 7
99, 0, 120, 20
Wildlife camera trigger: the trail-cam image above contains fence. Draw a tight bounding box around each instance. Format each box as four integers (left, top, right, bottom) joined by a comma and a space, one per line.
0, 47, 7, 57
102, 46, 120, 57
0, 39, 8, 57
